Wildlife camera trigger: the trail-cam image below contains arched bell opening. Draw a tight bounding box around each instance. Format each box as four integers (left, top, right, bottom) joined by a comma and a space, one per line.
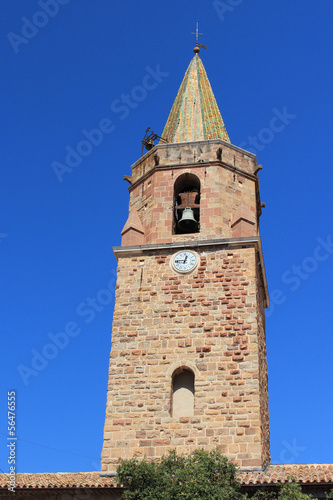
173, 173, 200, 234
171, 368, 195, 418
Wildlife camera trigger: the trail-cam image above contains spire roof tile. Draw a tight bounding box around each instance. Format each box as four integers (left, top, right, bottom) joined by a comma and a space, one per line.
161, 54, 230, 144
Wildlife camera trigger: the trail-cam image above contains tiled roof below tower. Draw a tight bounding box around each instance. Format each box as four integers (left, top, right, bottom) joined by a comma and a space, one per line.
1, 465, 333, 497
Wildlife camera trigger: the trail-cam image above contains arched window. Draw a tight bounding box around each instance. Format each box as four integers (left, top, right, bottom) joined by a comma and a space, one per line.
172, 368, 195, 418
174, 173, 200, 234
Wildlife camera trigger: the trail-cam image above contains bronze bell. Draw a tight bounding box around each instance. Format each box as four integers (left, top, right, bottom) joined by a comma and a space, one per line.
145, 139, 154, 151
177, 207, 198, 232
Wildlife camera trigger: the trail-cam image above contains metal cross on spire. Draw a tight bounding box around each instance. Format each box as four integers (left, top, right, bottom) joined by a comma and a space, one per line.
191, 21, 207, 51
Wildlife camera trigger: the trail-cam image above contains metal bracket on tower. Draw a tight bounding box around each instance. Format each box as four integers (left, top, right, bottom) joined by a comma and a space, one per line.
141, 127, 167, 156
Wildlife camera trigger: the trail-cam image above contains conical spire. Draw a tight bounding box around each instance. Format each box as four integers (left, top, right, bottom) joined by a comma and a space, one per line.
161, 53, 230, 144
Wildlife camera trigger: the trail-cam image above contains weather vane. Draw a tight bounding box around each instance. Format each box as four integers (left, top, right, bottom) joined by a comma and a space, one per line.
191, 21, 207, 51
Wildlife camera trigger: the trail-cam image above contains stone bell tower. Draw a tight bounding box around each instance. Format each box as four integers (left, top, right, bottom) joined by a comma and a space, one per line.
101, 46, 270, 474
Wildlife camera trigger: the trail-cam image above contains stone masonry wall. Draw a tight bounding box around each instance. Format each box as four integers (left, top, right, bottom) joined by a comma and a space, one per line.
101, 243, 269, 473
128, 165, 257, 245
131, 140, 256, 185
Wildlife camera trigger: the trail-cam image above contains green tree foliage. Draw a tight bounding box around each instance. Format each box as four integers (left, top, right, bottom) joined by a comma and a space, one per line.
275, 480, 312, 500
117, 448, 243, 500
117, 449, 318, 500
252, 479, 313, 500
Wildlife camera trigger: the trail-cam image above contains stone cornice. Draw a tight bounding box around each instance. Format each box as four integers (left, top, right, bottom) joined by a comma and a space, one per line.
132, 138, 257, 171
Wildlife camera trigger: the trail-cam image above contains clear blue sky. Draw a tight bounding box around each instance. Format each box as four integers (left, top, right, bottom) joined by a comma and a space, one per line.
1, 0, 333, 473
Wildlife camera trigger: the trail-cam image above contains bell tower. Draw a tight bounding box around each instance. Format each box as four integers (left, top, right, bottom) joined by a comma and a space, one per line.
101, 46, 270, 474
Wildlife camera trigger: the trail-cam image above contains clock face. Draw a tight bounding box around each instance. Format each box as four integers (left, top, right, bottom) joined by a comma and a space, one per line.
172, 251, 198, 273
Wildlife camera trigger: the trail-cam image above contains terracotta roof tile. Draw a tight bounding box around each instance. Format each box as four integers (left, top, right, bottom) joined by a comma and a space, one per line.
0, 471, 119, 489
1, 465, 332, 490
238, 464, 333, 485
